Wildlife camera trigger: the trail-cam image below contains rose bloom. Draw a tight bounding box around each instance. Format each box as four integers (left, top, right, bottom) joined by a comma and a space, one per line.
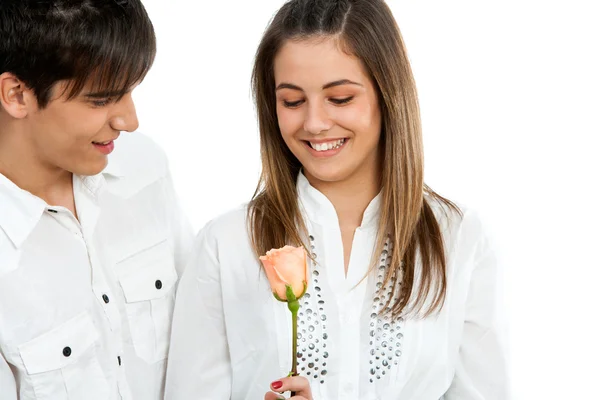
259, 245, 309, 300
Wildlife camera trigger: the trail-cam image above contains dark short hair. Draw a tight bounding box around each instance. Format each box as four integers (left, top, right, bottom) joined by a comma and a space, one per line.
0, 0, 156, 108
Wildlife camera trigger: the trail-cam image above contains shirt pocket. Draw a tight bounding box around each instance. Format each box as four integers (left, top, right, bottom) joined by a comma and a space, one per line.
18, 312, 109, 400
116, 238, 178, 364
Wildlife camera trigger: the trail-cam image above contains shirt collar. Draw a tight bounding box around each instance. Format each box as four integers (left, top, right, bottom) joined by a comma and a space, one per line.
296, 171, 382, 229
0, 172, 47, 248
0, 171, 109, 249
102, 153, 124, 178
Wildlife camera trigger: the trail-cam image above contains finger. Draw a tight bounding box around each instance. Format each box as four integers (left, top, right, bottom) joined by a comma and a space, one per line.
264, 391, 309, 400
264, 391, 286, 400
270, 376, 312, 397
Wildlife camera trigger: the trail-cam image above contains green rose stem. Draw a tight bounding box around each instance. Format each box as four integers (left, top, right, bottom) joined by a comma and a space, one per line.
286, 285, 300, 378
285, 286, 299, 397
274, 283, 307, 397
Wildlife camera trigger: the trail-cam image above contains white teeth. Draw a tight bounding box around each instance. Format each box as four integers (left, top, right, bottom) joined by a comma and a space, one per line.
310, 139, 345, 152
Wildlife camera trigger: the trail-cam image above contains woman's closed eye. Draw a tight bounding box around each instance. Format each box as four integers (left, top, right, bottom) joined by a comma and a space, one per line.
283, 99, 305, 108
283, 96, 355, 108
329, 96, 354, 105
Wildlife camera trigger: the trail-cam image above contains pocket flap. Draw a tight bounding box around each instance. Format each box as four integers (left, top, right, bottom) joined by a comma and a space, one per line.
117, 239, 178, 303
19, 312, 98, 375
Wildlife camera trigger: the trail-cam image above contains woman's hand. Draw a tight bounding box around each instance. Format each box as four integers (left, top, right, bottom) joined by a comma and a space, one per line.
264, 376, 313, 400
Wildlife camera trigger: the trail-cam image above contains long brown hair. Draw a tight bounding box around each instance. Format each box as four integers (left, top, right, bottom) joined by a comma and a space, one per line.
249, 0, 460, 318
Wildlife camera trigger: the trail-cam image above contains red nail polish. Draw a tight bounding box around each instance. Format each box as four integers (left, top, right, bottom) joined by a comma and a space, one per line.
271, 380, 283, 390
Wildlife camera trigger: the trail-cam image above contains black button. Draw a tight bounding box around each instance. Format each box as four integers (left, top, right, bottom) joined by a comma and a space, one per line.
155, 280, 162, 290
117, 356, 122, 366
47, 209, 58, 213
102, 294, 110, 304
63, 347, 72, 357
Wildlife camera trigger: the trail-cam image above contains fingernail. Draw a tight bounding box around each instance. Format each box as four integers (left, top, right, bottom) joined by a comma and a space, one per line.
271, 380, 283, 390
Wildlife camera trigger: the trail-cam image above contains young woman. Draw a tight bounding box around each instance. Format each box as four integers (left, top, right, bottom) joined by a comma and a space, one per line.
165, 0, 508, 399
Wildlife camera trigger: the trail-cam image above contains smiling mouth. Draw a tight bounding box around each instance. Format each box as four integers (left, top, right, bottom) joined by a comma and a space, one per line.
304, 138, 347, 152
92, 140, 113, 145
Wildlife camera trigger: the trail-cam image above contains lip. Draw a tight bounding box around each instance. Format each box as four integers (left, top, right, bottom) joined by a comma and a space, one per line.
302, 137, 348, 144
93, 135, 119, 144
303, 138, 348, 158
92, 140, 115, 155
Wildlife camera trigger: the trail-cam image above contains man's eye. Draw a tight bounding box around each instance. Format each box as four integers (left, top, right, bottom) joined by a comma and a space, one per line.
330, 96, 354, 105
91, 98, 112, 107
283, 99, 304, 108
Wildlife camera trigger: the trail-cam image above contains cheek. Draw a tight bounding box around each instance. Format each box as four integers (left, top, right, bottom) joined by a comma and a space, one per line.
364, 109, 382, 143
38, 108, 107, 143
276, 107, 304, 142
358, 99, 381, 142
336, 103, 380, 140
74, 112, 108, 135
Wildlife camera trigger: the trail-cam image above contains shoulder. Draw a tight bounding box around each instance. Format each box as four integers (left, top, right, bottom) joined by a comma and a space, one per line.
425, 194, 484, 235
103, 132, 169, 196
183, 204, 252, 275
109, 132, 168, 176
425, 194, 492, 262
194, 205, 250, 252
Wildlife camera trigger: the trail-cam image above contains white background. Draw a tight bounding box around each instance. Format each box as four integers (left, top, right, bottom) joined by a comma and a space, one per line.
137, 1, 600, 398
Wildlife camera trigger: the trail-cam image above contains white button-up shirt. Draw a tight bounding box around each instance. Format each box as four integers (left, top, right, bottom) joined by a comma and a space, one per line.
165, 173, 509, 400
0, 133, 194, 400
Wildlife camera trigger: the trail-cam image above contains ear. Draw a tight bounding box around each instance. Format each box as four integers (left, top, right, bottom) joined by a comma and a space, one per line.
0, 72, 37, 118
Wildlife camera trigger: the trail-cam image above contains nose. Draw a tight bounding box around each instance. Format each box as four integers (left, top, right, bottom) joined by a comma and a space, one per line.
303, 100, 333, 135
109, 93, 139, 132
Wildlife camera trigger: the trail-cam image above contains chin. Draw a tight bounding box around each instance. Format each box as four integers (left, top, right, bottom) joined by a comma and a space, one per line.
68, 159, 108, 177
304, 164, 353, 184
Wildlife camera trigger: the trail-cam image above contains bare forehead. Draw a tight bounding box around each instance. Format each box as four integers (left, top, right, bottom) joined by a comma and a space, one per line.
274, 37, 368, 86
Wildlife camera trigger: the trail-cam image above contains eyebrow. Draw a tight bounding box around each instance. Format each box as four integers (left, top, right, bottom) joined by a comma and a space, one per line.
275, 79, 363, 92
83, 89, 131, 99
323, 79, 363, 90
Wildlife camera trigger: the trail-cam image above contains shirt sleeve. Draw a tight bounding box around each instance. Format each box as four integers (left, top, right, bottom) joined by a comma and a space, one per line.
164, 222, 232, 399
445, 212, 511, 399
0, 352, 17, 400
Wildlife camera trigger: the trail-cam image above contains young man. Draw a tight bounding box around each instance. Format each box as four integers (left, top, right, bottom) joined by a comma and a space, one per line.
0, 1, 193, 399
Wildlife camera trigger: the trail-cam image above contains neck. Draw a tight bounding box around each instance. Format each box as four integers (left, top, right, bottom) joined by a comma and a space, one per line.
0, 121, 73, 206
305, 163, 381, 229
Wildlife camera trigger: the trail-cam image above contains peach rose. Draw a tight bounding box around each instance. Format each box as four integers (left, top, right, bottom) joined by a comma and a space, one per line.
260, 245, 309, 301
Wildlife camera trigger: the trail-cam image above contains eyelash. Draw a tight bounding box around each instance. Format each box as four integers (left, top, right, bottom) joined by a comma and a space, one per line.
282, 96, 354, 108
330, 96, 354, 105
283, 100, 304, 108
91, 98, 113, 107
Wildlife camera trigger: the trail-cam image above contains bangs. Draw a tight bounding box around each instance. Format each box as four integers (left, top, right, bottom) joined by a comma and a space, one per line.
66, 39, 155, 101
59, 2, 157, 100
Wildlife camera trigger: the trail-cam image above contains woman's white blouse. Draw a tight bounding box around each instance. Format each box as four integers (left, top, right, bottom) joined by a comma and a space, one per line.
165, 173, 509, 400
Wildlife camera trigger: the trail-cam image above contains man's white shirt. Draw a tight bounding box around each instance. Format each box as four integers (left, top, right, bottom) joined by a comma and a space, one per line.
0, 133, 193, 400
